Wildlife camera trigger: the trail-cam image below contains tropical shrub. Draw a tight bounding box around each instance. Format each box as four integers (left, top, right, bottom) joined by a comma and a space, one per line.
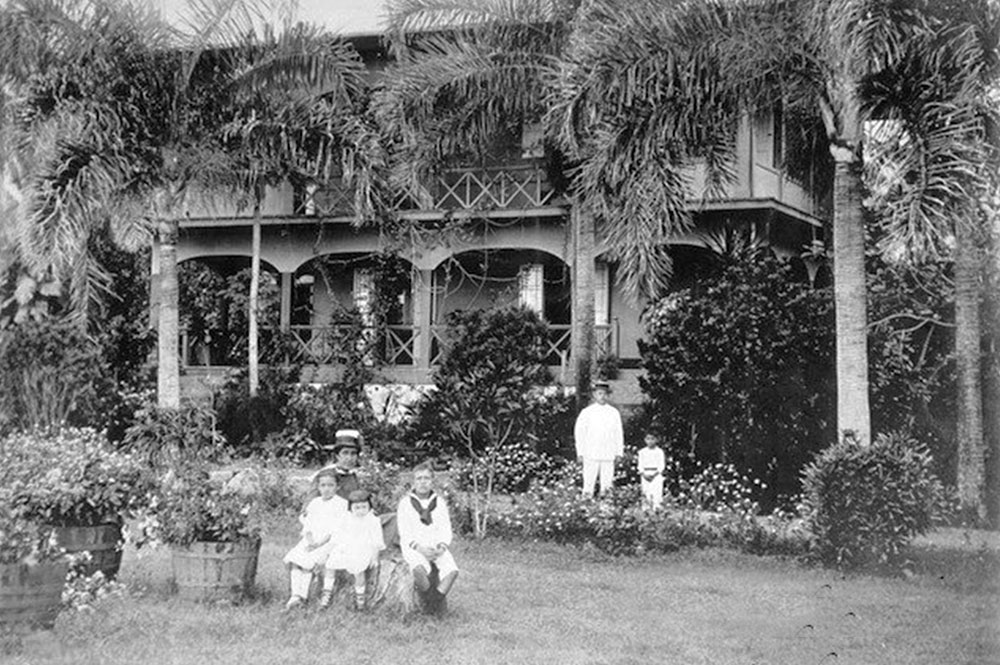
121, 403, 226, 468
0, 319, 110, 432
214, 367, 297, 451
866, 258, 955, 483
640, 253, 835, 508
1, 428, 150, 526
281, 383, 378, 459
801, 430, 951, 567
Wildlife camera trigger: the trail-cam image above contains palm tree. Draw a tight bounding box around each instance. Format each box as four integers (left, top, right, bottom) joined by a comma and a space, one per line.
222, 23, 378, 395
379, 1, 592, 398
147, 0, 378, 408
0, 0, 164, 325
2, 0, 382, 408
862, 0, 999, 518
554, 0, 998, 455
380, 0, 708, 401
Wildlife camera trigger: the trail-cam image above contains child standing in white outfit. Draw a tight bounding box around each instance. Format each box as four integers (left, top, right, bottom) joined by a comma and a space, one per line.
282, 469, 347, 610
322, 489, 385, 610
637, 433, 666, 510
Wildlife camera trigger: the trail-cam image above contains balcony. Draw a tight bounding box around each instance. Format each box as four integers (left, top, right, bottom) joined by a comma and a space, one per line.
298, 161, 559, 218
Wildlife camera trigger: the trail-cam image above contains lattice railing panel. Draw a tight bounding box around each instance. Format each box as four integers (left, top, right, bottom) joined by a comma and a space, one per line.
300, 162, 556, 218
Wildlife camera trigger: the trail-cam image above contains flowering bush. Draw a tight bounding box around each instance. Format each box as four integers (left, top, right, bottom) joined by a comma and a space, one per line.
492, 468, 594, 544
1, 428, 150, 526
62, 569, 127, 613
451, 441, 562, 493
139, 470, 263, 547
493, 461, 809, 556
674, 461, 763, 516
0, 492, 62, 564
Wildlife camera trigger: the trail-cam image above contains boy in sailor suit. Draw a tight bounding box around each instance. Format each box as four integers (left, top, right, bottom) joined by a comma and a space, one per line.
397, 463, 458, 609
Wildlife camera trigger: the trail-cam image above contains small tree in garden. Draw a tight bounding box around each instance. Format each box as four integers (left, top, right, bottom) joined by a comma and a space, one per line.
405, 306, 552, 538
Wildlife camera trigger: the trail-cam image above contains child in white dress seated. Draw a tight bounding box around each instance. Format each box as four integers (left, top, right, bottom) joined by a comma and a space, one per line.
322, 489, 385, 610
282, 469, 347, 610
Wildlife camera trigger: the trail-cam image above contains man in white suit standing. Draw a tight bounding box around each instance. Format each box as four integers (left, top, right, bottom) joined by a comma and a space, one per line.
574, 380, 624, 497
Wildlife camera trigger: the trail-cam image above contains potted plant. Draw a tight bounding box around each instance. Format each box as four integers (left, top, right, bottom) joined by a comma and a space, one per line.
142, 469, 263, 602
0, 493, 68, 629
1, 429, 149, 580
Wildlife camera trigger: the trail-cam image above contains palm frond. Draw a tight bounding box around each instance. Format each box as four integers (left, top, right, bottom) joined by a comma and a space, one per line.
385, 0, 564, 35
864, 0, 1000, 261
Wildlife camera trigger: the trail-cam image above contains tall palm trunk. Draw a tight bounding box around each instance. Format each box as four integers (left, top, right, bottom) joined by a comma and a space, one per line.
831, 156, 871, 445
955, 216, 985, 520
156, 216, 181, 409
984, 272, 1000, 527
248, 195, 261, 397
571, 204, 595, 407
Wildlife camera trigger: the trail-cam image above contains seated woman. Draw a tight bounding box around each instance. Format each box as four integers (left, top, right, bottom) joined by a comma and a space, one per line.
321, 429, 362, 500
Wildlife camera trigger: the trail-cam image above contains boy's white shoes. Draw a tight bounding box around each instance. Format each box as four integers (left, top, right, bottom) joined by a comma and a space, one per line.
319, 591, 333, 609
283, 596, 305, 612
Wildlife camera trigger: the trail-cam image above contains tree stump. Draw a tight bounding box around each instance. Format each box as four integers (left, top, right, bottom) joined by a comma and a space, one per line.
310, 551, 420, 615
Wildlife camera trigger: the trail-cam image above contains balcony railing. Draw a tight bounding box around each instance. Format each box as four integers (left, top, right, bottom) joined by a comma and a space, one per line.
181, 320, 617, 375
298, 162, 557, 217
181, 325, 416, 368
429, 321, 618, 369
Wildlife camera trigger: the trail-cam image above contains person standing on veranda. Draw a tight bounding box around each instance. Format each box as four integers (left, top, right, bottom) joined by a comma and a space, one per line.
574, 380, 624, 497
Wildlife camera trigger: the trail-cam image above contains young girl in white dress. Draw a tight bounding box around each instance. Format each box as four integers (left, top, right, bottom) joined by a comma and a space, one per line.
282, 469, 347, 610
321, 489, 385, 610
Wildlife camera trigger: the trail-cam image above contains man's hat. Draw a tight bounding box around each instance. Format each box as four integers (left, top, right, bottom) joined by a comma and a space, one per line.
592, 380, 611, 392
325, 428, 362, 453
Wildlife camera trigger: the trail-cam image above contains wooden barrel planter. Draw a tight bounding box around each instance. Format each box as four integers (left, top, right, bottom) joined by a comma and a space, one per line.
51, 522, 123, 580
170, 538, 260, 602
0, 560, 68, 629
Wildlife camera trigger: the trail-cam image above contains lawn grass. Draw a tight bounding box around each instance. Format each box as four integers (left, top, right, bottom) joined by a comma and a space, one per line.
6, 519, 998, 665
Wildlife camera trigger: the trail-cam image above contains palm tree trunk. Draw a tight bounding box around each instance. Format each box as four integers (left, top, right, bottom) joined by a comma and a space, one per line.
831, 156, 871, 445
571, 204, 595, 407
955, 216, 985, 520
983, 275, 999, 527
248, 196, 261, 397
157, 217, 181, 409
